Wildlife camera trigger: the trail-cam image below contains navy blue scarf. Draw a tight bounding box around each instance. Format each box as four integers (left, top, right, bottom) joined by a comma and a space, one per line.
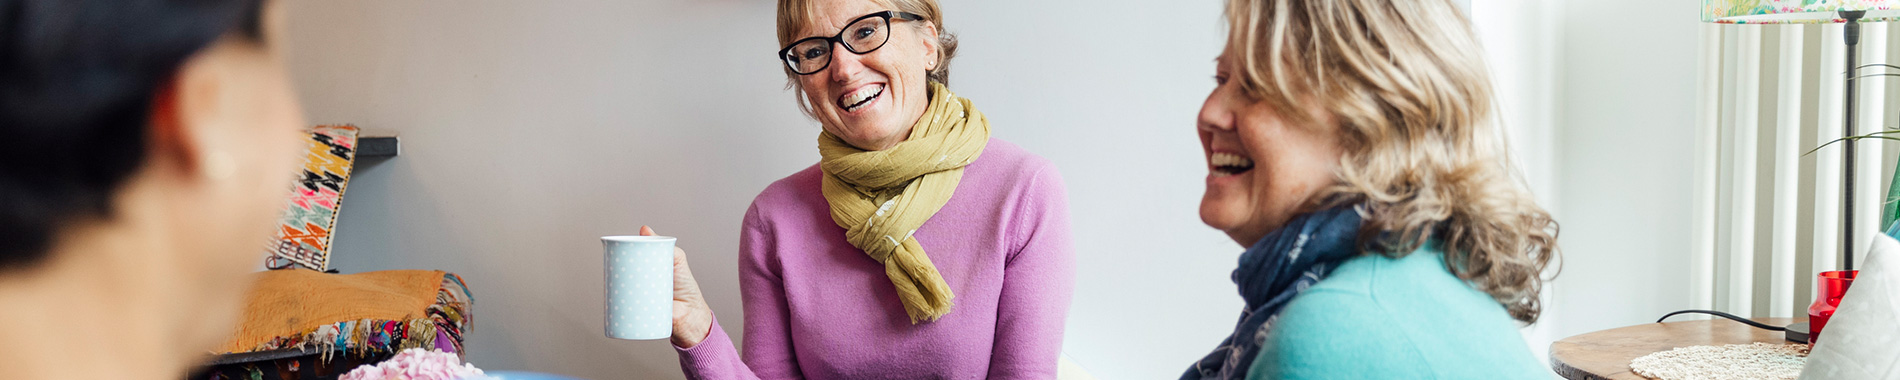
1182, 206, 1365, 380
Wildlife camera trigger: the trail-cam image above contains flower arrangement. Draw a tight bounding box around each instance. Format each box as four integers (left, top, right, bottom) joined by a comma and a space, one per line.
341, 348, 485, 380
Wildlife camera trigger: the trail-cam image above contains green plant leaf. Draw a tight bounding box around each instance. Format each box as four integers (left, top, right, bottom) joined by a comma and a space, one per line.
1805, 134, 1900, 156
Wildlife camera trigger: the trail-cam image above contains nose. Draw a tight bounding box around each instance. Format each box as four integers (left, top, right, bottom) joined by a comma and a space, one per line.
827, 41, 868, 83
1199, 87, 1236, 133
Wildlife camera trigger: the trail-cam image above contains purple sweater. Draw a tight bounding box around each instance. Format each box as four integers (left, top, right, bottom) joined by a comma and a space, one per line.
675, 138, 1075, 380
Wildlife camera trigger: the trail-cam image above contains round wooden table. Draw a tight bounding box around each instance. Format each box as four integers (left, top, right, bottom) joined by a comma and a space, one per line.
1548, 317, 1802, 380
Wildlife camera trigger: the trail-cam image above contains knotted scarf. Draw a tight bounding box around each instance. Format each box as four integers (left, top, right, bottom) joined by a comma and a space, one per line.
1183, 206, 1365, 379
818, 81, 990, 323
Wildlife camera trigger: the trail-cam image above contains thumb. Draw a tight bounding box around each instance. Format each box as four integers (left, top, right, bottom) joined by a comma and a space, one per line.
640, 225, 656, 236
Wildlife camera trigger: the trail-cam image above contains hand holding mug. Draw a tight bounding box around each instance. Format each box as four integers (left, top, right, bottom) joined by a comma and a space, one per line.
639, 226, 714, 348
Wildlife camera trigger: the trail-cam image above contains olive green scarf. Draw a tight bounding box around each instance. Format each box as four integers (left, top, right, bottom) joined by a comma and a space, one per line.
818, 82, 990, 323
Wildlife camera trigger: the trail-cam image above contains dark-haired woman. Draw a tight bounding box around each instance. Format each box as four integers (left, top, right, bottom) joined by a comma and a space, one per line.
0, 0, 308, 379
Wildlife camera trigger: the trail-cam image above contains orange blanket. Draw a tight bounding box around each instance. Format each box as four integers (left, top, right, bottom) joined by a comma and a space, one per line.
219, 269, 449, 353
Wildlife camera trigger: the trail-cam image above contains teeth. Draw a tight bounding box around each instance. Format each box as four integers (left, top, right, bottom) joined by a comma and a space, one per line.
839, 84, 884, 112
1211, 152, 1254, 168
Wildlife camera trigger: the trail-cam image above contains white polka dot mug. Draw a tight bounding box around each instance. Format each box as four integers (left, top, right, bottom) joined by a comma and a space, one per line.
602, 235, 675, 340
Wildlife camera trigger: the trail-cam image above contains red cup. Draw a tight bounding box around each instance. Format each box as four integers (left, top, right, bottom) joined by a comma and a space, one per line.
1808, 270, 1859, 343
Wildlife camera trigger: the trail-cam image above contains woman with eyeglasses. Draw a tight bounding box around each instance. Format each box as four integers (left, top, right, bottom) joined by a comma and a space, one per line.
1181, 0, 1555, 379
649, 0, 1075, 378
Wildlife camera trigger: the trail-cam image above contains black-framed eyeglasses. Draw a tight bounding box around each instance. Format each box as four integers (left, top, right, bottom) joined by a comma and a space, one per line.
778, 11, 925, 75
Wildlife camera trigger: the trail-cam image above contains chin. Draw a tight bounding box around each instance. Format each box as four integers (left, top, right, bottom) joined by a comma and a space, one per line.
827, 121, 905, 150
844, 122, 895, 139
1199, 197, 1240, 232
1203, 192, 1278, 246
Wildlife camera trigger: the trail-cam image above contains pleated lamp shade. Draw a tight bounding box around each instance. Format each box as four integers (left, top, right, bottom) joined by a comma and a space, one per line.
1705, 0, 1900, 24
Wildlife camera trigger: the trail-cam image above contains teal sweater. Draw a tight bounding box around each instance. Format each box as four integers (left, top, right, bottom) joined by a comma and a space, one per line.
1246, 247, 1549, 379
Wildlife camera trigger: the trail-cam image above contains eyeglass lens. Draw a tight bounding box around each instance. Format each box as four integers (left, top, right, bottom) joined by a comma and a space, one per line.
784, 15, 892, 74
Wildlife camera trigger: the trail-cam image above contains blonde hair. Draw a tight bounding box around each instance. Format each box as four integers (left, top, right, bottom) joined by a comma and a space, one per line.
1224, 0, 1559, 322
776, 0, 958, 100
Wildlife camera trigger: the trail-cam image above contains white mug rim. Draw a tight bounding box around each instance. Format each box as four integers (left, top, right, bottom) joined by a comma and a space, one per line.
601, 235, 677, 243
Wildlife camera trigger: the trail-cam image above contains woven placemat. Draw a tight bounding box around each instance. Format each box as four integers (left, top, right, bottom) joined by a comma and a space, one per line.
1630, 342, 1809, 380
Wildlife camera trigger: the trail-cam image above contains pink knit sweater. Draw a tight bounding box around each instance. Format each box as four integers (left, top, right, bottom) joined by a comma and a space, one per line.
674, 138, 1074, 379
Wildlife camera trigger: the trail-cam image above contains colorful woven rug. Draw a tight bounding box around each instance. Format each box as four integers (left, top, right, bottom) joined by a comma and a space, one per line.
219, 269, 474, 357
268, 125, 359, 271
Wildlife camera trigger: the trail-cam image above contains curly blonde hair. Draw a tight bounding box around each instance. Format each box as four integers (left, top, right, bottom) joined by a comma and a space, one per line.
1224, 0, 1559, 322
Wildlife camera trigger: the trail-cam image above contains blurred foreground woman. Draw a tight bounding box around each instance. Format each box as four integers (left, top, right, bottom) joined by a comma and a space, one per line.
0, 0, 308, 378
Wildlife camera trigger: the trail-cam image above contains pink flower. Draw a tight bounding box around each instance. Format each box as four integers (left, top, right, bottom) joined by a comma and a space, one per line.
341, 349, 485, 380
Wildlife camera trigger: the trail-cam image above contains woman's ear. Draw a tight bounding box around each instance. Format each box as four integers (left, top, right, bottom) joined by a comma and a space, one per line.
918, 21, 940, 71
147, 75, 201, 179
146, 49, 229, 182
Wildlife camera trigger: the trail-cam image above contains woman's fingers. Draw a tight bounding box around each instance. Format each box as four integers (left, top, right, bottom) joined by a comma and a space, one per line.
640, 225, 713, 347
673, 247, 697, 295
628, 225, 713, 346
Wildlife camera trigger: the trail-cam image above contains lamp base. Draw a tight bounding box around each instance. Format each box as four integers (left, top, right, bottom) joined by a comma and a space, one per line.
1785, 322, 1811, 344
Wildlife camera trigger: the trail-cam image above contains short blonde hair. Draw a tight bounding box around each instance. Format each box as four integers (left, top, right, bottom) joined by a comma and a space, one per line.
776, 0, 958, 92
1224, 0, 1559, 323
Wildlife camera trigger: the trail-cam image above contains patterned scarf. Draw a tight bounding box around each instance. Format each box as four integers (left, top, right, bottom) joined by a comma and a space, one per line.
818, 81, 990, 323
1182, 206, 1365, 380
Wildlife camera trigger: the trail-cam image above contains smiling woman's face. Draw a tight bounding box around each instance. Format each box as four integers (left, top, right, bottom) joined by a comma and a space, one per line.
794, 0, 938, 151
1198, 55, 1345, 246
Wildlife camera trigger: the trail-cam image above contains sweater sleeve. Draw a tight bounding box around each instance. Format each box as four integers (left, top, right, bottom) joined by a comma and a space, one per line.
986, 164, 1076, 380
675, 314, 758, 380
675, 203, 801, 380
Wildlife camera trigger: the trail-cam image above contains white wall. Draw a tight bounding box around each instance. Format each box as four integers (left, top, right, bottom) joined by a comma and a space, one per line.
946, 1, 1238, 378
1466, 0, 1709, 367
1467, 0, 1564, 365
1550, 0, 1704, 340
287, 1, 1231, 379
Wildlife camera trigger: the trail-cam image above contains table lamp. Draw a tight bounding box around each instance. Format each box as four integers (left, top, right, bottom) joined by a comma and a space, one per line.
1702, 0, 1898, 342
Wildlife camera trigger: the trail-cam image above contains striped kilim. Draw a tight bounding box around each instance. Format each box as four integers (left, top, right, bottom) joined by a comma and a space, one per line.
268, 125, 359, 271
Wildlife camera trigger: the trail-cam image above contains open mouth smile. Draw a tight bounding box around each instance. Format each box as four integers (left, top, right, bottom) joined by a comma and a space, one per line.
838, 84, 885, 113
1210, 152, 1255, 177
